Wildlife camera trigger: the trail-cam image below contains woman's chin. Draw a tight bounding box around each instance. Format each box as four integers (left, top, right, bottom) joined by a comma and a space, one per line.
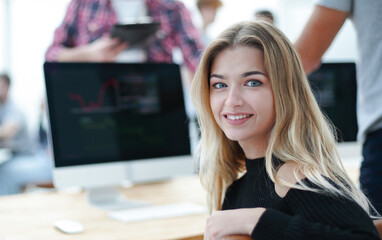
224, 132, 245, 142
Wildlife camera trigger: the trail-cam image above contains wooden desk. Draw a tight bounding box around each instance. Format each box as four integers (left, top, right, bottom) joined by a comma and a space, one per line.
0, 176, 207, 240
0, 162, 360, 240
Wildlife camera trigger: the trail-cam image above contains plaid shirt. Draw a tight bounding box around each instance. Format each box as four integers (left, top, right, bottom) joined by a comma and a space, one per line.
45, 0, 204, 72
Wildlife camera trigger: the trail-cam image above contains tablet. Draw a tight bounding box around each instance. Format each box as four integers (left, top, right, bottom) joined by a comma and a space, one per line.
110, 22, 160, 46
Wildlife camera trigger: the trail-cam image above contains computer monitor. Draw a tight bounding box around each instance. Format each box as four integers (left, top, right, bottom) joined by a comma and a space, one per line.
307, 62, 358, 142
44, 62, 194, 210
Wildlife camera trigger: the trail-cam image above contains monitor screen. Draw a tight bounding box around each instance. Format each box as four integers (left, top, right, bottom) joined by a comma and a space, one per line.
44, 63, 193, 194
45, 62, 190, 167
308, 62, 358, 142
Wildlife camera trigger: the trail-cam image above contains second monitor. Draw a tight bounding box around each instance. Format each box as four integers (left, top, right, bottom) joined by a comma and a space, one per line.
308, 62, 358, 142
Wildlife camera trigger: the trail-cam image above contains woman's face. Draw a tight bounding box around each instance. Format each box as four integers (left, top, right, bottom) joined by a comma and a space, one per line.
209, 46, 275, 149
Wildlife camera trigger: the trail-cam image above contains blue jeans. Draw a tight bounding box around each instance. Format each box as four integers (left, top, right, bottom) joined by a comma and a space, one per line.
0, 149, 53, 195
360, 128, 382, 214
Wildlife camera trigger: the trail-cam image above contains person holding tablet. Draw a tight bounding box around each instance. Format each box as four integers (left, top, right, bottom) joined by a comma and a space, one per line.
190, 21, 380, 239
45, 0, 204, 73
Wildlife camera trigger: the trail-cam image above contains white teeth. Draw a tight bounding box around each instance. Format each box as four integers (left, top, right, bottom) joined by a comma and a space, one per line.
226, 115, 250, 120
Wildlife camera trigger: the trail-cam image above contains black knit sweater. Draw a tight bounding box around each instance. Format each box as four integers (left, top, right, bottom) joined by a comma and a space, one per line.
222, 157, 380, 240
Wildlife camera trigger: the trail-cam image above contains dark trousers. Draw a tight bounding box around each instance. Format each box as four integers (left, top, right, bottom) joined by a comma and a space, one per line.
360, 128, 382, 214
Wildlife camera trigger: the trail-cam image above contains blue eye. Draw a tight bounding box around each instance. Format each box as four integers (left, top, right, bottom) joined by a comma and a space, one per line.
212, 82, 227, 89
246, 80, 262, 87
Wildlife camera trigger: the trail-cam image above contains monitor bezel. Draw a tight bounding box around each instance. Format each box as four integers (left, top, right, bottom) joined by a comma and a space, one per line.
44, 62, 194, 189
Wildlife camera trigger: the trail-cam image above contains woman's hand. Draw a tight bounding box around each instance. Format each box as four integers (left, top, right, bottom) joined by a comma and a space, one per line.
204, 208, 266, 240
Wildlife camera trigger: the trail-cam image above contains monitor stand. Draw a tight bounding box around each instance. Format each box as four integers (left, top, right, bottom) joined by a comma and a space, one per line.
87, 186, 149, 211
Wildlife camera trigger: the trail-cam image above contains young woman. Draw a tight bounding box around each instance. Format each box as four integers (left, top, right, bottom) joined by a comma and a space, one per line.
190, 21, 380, 240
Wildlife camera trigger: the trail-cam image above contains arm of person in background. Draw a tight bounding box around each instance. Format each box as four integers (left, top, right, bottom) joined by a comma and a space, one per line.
0, 105, 24, 148
0, 122, 19, 140
54, 34, 128, 62
172, 1, 205, 77
45, 0, 127, 62
294, 5, 348, 74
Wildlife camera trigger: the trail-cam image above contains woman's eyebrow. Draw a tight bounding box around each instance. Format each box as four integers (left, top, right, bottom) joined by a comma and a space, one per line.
210, 74, 225, 79
210, 71, 267, 79
242, 71, 267, 77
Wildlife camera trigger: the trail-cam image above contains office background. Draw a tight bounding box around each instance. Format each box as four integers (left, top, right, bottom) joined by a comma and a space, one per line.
0, 2, 367, 238
0, 0, 357, 140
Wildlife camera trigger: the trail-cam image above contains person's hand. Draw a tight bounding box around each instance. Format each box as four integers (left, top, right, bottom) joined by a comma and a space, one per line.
204, 208, 266, 240
85, 34, 128, 62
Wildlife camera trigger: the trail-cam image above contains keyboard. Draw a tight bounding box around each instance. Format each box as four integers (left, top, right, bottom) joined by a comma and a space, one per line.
108, 202, 207, 223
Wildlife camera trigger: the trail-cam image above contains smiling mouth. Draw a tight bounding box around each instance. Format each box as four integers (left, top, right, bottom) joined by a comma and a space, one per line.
225, 114, 253, 120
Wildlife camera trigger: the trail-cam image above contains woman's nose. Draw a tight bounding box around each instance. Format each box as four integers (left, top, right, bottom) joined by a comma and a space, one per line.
225, 87, 243, 108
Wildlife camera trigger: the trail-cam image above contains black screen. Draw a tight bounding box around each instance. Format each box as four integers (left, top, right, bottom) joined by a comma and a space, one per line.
308, 62, 358, 142
44, 62, 190, 167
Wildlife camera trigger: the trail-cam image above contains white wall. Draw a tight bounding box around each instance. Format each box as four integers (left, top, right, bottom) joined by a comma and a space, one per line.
7, 0, 70, 137
182, 0, 279, 40
0, 0, 7, 72
183, 0, 357, 62
0, 0, 358, 141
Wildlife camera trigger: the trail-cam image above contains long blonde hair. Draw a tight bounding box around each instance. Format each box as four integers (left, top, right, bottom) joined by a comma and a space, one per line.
191, 21, 372, 214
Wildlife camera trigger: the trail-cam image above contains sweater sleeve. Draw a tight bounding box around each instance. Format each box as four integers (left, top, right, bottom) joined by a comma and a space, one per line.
251, 187, 380, 240
45, 0, 79, 61
171, 1, 204, 73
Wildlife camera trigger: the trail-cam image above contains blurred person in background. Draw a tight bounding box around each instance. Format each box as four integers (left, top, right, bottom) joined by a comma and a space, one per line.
0, 73, 31, 154
295, 0, 382, 214
45, 0, 204, 74
196, 0, 222, 45
254, 9, 275, 24
0, 73, 52, 196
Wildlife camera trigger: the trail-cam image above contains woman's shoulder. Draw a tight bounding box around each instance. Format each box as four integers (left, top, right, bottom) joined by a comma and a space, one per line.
274, 162, 306, 198
274, 162, 349, 200
226, 174, 246, 193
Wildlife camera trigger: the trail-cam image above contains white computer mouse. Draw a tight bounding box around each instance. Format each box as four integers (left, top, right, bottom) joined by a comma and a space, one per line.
54, 220, 84, 234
